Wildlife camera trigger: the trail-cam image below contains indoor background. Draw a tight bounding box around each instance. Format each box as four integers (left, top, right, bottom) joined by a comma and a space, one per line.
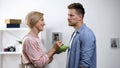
0, 0, 120, 68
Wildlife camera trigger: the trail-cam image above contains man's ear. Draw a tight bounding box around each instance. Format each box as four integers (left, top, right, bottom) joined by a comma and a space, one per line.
78, 14, 83, 20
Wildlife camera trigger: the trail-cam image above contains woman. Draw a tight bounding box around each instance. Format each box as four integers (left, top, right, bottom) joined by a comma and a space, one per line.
21, 11, 62, 68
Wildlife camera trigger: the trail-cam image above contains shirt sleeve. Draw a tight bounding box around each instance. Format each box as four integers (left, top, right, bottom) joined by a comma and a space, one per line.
80, 31, 96, 68
23, 37, 49, 68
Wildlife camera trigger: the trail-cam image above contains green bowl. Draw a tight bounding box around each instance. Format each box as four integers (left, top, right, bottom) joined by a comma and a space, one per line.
57, 45, 68, 53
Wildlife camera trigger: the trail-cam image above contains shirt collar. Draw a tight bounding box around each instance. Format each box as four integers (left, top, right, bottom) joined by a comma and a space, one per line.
76, 23, 86, 34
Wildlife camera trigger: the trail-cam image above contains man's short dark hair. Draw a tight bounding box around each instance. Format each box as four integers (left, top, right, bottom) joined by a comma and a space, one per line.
68, 3, 85, 17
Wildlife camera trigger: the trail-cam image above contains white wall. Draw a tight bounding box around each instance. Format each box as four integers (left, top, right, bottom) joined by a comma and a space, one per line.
84, 0, 120, 68
0, 0, 120, 68
0, 32, 1, 50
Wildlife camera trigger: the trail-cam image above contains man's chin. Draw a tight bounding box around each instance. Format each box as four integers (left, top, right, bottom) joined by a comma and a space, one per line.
68, 24, 73, 26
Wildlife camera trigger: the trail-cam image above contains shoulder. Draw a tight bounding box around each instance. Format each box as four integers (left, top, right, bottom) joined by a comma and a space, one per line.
22, 35, 37, 45
77, 24, 96, 40
78, 24, 94, 34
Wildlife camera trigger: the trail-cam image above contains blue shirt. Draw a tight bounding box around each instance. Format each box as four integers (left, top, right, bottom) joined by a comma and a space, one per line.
67, 24, 96, 68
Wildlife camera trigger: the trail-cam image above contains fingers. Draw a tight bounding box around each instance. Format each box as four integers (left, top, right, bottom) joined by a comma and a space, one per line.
56, 41, 62, 47
53, 41, 63, 50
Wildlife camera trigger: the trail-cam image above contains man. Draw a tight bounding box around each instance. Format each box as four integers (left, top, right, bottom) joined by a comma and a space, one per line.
67, 3, 96, 68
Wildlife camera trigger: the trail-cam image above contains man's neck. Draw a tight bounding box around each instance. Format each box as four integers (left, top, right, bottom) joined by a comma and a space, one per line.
74, 21, 83, 31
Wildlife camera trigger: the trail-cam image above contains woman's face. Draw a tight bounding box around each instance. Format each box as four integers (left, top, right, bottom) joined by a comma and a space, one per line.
34, 17, 45, 31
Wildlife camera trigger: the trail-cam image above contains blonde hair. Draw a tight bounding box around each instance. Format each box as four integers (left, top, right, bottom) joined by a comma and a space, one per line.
25, 11, 43, 28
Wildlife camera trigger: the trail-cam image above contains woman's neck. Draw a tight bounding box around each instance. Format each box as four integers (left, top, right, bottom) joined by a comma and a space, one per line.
29, 28, 40, 38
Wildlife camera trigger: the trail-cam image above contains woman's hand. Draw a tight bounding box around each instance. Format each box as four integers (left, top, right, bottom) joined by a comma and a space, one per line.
53, 41, 62, 50
47, 41, 62, 58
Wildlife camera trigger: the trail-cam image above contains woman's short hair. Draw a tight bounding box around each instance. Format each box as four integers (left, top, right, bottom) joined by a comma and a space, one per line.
25, 11, 43, 28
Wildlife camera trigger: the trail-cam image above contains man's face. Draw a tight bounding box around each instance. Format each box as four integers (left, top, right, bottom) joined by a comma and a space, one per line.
68, 9, 81, 27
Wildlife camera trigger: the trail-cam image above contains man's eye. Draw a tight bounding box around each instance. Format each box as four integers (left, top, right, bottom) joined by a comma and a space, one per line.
69, 15, 74, 16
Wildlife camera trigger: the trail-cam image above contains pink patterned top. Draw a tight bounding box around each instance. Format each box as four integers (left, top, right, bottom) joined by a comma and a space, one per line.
22, 34, 49, 68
